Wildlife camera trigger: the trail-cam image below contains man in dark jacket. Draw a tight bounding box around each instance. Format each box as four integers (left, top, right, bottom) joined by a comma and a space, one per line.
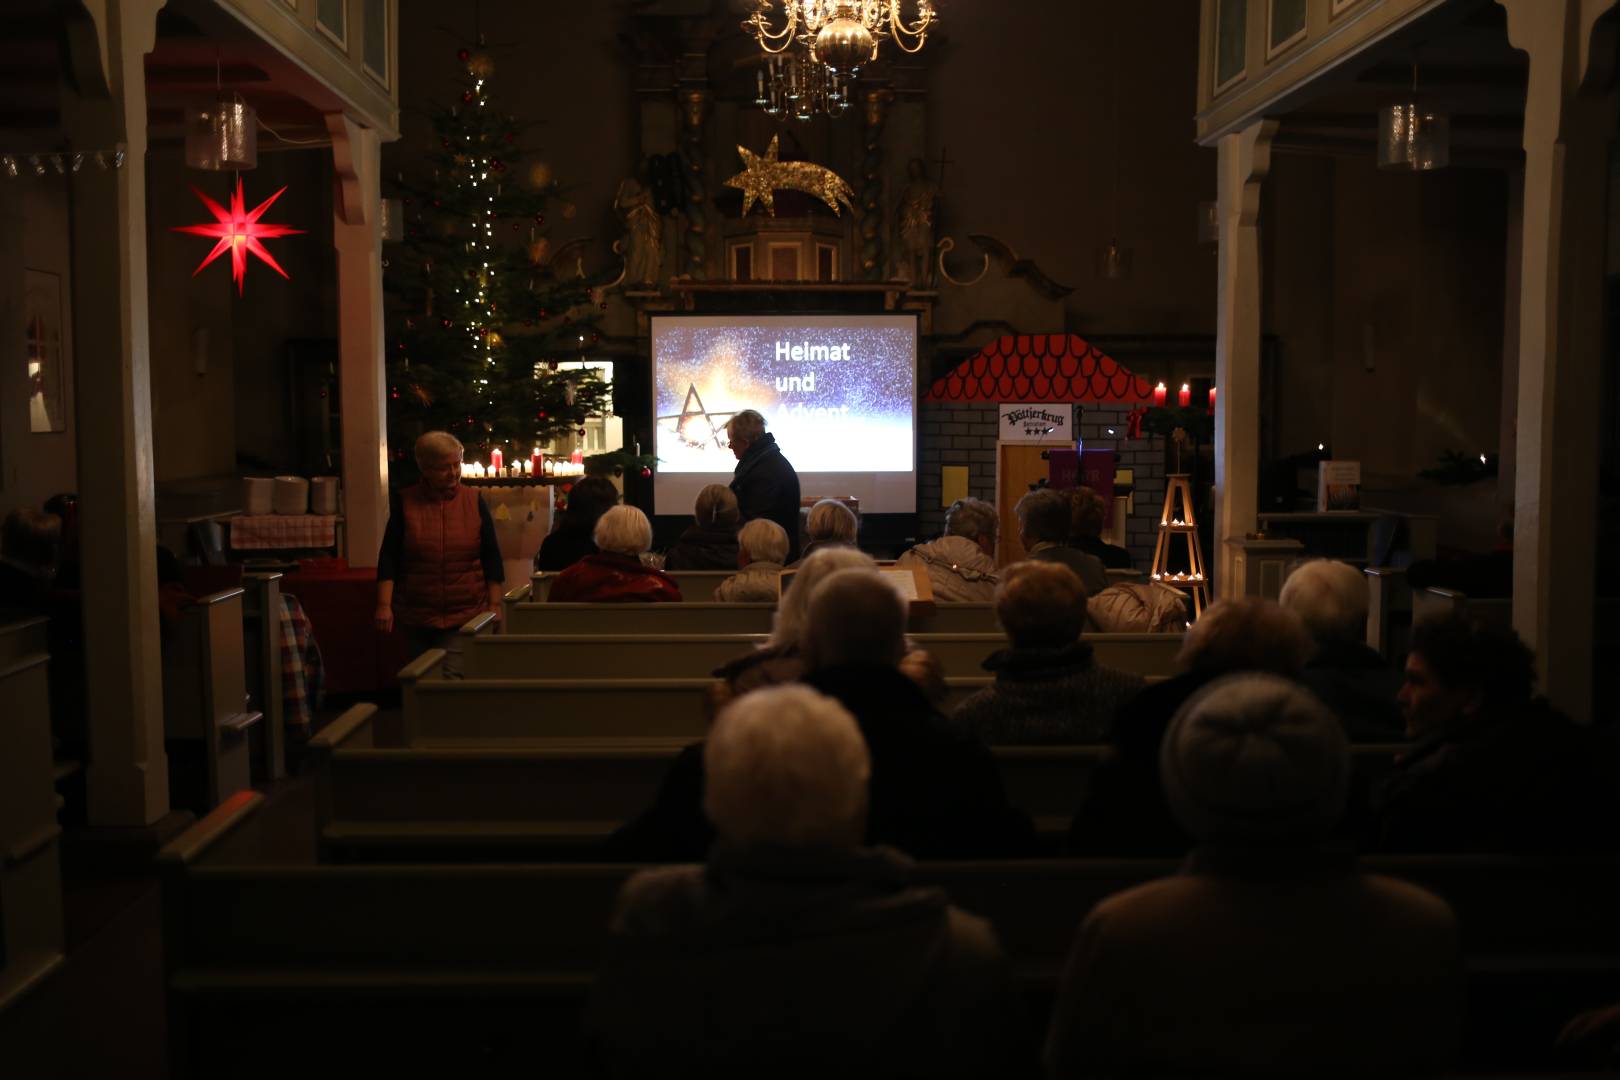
588, 683, 1027, 1078
609, 567, 1033, 861
1371, 615, 1620, 853
726, 409, 802, 563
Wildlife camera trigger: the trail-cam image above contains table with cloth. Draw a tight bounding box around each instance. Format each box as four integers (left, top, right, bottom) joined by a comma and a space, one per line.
229, 514, 343, 552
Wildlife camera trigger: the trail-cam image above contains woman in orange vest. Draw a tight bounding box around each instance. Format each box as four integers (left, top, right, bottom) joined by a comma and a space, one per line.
374, 431, 505, 675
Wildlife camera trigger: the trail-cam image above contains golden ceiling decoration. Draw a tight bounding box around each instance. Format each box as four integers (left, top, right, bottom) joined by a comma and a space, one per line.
723, 135, 855, 217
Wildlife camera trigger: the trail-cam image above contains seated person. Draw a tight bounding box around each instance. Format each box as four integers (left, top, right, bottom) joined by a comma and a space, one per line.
1067, 597, 1315, 856
791, 498, 858, 566
952, 562, 1144, 744
548, 505, 682, 603
709, 547, 876, 713
613, 567, 1032, 861
663, 484, 740, 571
1371, 615, 1620, 853
713, 519, 788, 602
897, 497, 1000, 602
534, 475, 620, 573
1279, 558, 1404, 741
589, 684, 1026, 1078
1066, 486, 1132, 569
1013, 488, 1109, 596
1047, 674, 1462, 1077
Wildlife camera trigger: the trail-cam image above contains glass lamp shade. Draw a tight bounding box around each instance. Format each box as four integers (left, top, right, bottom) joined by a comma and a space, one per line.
185, 98, 258, 171
1378, 104, 1449, 170
814, 16, 877, 72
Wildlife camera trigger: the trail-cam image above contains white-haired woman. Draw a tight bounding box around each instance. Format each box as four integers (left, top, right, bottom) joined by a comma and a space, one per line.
548, 505, 683, 602
664, 483, 741, 571
708, 546, 877, 712
789, 498, 859, 568
714, 519, 789, 602
375, 431, 505, 673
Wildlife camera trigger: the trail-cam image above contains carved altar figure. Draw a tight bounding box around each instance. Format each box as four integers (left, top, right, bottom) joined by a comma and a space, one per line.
615, 177, 662, 287
896, 157, 941, 287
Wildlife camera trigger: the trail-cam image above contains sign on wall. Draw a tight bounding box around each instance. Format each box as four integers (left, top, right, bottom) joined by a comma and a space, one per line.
998, 403, 1073, 445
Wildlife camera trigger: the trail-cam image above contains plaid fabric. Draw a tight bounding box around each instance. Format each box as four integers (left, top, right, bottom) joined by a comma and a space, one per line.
231, 514, 339, 550
279, 593, 324, 735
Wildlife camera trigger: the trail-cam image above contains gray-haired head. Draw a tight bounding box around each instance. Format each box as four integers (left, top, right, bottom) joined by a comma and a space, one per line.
801, 568, 907, 672
1278, 559, 1369, 645
945, 497, 998, 546
592, 504, 653, 556
703, 684, 870, 849
726, 409, 767, 447
738, 518, 789, 566
768, 546, 877, 648
806, 499, 858, 546
413, 430, 464, 468
693, 483, 740, 530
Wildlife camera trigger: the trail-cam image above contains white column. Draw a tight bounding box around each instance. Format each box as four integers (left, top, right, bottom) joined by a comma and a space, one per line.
61, 0, 171, 825
325, 113, 389, 567
1498, 0, 1618, 723
1213, 119, 1276, 600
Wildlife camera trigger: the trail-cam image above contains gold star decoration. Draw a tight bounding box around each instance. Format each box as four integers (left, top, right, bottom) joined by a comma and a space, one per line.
724, 135, 856, 218
656, 384, 736, 449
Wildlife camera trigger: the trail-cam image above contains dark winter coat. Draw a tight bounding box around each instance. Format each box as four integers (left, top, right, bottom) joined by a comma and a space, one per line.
534, 525, 596, 572
663, 523, 740, 571
730, 432, 802, 563
1070, 535, 1134, 570
1024, 542, 1110, 598
951, 643, 1146, 745
1371, 700, 1620, 854
1300, 638, 1405, 742
609, 665, 1034, 861
587, 844, 1027, 1079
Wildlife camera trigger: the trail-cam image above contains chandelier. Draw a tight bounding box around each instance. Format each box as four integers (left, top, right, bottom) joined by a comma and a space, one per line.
755, 52, 854, 121
743, 1, 937, 74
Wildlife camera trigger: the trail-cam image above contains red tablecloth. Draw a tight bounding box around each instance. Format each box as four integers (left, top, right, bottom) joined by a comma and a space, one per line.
279, 567, 408, 695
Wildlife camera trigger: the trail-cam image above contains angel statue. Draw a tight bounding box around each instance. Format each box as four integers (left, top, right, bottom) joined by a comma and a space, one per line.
896, 157, 941, 288
614, 176, 662, 287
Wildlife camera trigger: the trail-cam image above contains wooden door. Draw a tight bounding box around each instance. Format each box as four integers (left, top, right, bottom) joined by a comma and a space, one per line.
996, 444, 1050, 567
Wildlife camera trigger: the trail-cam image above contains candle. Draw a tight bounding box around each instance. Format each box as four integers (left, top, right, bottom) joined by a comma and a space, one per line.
1208, 386, 1217, 415
570, 448, 583, 465
1153, 381, 1167, 407
1178, 383, 1191, 408
531, 449, 543, 475
489, 447, 504, 473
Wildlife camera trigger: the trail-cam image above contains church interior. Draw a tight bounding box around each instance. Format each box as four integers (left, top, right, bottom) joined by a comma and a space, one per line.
2, 0, 1619, 1075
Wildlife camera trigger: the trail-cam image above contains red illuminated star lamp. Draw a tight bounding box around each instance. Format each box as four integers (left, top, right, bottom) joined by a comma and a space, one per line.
172, 176, 303, 295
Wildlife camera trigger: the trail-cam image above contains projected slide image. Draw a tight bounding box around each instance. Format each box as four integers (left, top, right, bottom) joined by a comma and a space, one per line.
653, 317, 915, 474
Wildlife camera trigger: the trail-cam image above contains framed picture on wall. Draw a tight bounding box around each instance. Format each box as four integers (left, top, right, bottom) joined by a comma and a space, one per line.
1267, 0, 1308, 58
24, 269, 68, 433
1214, 0, 1247, 95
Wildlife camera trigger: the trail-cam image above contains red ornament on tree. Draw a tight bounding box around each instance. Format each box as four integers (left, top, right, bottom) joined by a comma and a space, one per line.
457, 48, 470, 61
490, 159, 505, 172
461, 90, 475, 104
441, 318, 452, 328
639, 466, 652, 478
577, 428, 586, 437
533, 213, 545, 225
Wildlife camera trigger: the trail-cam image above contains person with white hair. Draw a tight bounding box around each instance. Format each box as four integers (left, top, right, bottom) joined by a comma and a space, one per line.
548, 504, 682, 602
1046, 673, 1462, 1077
726, 409, 802, 563
712, 518, 788, 602
896, 497, 1001, 601
375, 431, 506, 674
663, 483, 741, 571
589, 684, 1025, 1077
1278, 558, 1404, 740
791, 498, 859, 566
614, 564, 1032, 861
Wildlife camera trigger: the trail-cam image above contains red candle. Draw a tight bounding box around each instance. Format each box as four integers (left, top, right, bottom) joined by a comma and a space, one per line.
1208, 386, 1217, 415
531, 450, 543, 475
1153, 381, 1167, 407
1178, 382, 1191, 408
489, 447, 504, 474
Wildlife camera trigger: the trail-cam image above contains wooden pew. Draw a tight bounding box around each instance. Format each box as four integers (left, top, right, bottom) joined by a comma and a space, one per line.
162, 791, 1620, 1076
240, 572, 285, 783
505, 601, 777, 636
162, 589, 264, 809
402, 648, 994, 742
532, 569, 737, 603
1413, 586, 1513, 629
1364, 565, 1411, 659
460, 612, 1185, 681
0, 647, 65, 1016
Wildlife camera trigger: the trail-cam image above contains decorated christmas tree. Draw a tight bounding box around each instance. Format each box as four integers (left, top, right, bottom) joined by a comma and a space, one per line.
385, 43, 609, 474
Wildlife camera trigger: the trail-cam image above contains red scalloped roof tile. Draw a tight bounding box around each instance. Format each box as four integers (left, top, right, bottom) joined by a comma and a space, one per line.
923, 334, 1156, 403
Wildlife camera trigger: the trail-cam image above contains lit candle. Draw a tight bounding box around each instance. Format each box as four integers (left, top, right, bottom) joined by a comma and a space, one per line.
531, 449, 543, 475
570, 448, 583, 465
1208, 386, 1217, 415
1153, 381, 1167, 407
1178, 382, 1191, 408
489, 447, 504, 474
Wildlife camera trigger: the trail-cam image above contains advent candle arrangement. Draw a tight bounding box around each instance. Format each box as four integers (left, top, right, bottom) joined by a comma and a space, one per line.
1178, 383, 1191, 408
1153, 381, 1168, 407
